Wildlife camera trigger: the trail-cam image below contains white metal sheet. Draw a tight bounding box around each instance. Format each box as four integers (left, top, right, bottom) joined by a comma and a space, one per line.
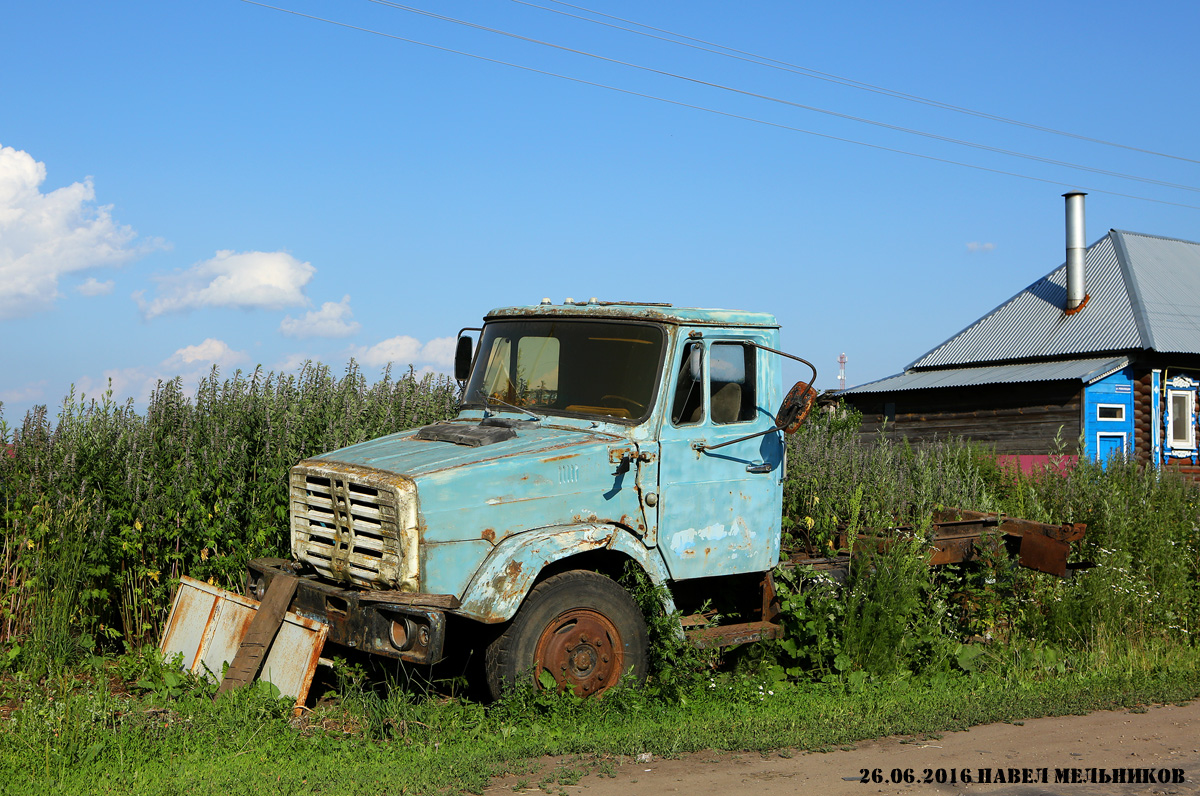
160, 576, 328, 707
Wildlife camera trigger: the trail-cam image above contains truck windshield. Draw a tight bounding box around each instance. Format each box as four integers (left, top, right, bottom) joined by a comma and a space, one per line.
463, 319, 665, 423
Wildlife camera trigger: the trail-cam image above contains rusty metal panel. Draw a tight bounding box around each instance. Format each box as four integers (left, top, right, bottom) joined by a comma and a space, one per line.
786, 507, 1084, 577
485, 303, 780, 329
1018, 532, 1070, 576
160, 576, 328, 707
686, 621, 782, 649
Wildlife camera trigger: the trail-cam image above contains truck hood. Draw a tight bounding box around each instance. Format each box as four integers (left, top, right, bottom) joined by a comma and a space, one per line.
303, 418, 651, 596
311, 420, 616, 477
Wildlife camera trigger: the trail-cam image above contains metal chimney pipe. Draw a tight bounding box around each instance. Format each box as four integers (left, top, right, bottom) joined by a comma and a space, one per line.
1064, 191, 1087, 311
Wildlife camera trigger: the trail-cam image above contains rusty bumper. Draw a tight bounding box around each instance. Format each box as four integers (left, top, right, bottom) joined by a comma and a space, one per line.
247, 558, 452, 665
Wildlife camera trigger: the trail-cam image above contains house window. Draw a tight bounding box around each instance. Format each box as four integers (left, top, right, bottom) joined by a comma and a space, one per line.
1096, 404, 1125, 421
1168, 390, 1195, 449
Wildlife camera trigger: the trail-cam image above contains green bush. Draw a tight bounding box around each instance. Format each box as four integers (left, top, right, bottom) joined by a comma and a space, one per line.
0, 362, 458, 653
771, 407, 1199, 684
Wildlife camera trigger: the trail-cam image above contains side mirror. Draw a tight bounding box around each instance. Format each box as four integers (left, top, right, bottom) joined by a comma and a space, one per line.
454, 335, 474, 382
776, 381, 817, 434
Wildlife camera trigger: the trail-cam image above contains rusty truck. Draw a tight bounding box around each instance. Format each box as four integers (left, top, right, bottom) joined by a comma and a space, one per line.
161, 300, 1085, 701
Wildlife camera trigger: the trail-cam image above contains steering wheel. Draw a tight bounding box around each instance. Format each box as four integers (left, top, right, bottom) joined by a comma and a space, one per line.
601, 394, 646, 413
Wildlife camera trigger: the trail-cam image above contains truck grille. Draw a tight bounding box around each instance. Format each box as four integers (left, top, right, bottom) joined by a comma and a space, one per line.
289, 462, 419, 590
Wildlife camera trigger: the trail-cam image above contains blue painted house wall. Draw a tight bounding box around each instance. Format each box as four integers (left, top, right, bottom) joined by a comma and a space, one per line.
1083, 367, 1135, 463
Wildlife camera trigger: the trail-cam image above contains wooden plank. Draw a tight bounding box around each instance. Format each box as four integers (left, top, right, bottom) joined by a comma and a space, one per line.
215, 574, 299, 697
358, 591, 461, 609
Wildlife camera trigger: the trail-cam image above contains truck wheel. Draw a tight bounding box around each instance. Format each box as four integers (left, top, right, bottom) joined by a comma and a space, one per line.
485, 570, 648, 700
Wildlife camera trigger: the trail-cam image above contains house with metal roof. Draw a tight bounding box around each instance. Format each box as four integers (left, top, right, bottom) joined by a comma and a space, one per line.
840, 193, 1200, 475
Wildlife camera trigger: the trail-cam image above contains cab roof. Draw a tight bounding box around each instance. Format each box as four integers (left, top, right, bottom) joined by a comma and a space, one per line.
485, 301, 778, 328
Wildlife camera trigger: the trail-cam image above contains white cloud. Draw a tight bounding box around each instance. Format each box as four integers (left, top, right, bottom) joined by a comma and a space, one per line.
279, 294, 361, 338
162, 338, 248, 370
137, 250, 314, 319
0, 144, 146, 319
966, 241, 997, 253
274, 351, 315, 373
75, 339, 250, 407
76, 277, 114, 296
421, 337, 457, 368
350, 335, 423, 367
349, 335, 457, 369
74, 368, 155, 405
0, 380, 47, 404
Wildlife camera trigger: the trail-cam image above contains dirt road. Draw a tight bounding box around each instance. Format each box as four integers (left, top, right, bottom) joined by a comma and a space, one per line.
489, 701, 1199, 796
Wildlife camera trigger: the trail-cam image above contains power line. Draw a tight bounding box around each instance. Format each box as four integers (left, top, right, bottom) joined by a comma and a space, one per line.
237, 0, 1200, 211
365, 0, 1200, 194
525, 0, 1200, 166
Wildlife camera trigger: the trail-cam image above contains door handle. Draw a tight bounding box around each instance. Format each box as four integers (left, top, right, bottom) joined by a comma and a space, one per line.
746, 463, 773, 474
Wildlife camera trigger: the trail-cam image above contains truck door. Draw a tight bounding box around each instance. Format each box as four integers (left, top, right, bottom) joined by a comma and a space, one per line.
655, 335, 784, 580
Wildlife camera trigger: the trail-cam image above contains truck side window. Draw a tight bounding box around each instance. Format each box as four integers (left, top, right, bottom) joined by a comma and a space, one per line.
710, 343, 756, 424
671, 342, 704, 425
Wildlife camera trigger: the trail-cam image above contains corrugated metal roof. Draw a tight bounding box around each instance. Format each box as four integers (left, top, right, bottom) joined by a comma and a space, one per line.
1114, 231, 1200, 354
841, 356, 1130, 395
909, 234, 1142, 369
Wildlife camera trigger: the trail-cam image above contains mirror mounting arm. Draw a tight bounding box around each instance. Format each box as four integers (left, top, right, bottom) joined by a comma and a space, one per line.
694, 344, 820, 453
454, 327, 482, 385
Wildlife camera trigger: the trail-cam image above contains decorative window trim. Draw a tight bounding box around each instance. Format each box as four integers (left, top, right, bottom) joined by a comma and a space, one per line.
1167, 388, 1196, 451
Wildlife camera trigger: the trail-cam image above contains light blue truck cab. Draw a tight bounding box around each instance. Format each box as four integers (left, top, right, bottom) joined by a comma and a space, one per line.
248, 301, 814, 697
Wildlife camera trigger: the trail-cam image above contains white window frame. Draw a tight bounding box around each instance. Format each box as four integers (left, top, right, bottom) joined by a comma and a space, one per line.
1167, 389, 1196, 450
1096, 403, 1126, 421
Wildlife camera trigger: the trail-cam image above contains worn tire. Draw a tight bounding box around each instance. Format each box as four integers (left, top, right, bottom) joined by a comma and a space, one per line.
485, 570, 648, 700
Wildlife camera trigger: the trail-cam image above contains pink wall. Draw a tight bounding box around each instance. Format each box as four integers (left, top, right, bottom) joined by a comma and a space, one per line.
996, 454, 1079, 476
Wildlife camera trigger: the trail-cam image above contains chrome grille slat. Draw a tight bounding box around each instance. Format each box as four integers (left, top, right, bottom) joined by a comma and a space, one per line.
289, 463, 418, 590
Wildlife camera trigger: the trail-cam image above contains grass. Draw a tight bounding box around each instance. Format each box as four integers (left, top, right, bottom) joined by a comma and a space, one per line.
1, 643, 1198, 796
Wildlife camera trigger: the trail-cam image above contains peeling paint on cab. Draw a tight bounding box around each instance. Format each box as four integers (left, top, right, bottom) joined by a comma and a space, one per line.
456, 524, 674, 623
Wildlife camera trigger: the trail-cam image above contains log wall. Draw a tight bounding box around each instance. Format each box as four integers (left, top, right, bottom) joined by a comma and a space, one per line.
850, 383, 1082, 455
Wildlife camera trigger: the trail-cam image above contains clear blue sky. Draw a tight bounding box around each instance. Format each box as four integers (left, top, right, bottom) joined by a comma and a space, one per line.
3, 0, 1198, 420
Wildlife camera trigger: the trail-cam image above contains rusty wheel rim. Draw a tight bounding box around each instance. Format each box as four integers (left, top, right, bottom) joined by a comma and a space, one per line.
533, 608, 625, 697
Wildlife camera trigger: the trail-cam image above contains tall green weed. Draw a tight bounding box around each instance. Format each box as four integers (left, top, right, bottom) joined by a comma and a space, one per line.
771, 406, 1199, 684
0, 362, 458, 655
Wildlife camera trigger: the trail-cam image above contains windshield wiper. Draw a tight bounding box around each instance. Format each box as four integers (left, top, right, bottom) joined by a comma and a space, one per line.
474, 390, 543, 422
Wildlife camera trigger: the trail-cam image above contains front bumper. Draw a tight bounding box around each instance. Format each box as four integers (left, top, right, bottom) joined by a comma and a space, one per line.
247, 558, 452, 665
